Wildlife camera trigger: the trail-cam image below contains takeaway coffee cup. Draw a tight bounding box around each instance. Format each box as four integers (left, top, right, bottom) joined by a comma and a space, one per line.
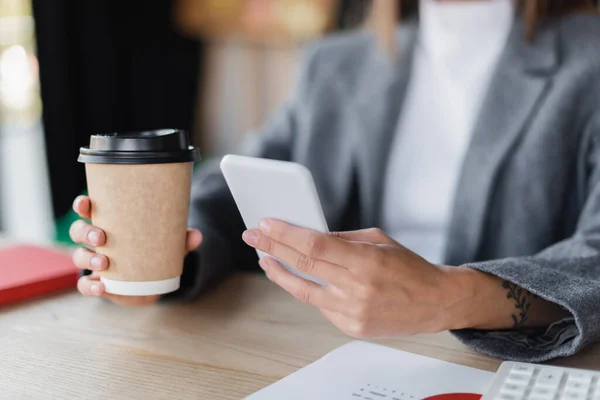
78, 129, 200, 296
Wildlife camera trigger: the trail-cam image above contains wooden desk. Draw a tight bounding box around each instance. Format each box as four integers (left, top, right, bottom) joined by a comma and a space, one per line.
1, 274, 600, 400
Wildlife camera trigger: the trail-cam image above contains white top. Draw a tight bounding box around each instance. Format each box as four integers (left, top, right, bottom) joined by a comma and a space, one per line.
381, 0, 514, 264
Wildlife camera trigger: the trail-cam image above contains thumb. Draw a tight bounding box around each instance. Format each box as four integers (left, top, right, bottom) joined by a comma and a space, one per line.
186, 229, 203, 252
329, 228, 397, 245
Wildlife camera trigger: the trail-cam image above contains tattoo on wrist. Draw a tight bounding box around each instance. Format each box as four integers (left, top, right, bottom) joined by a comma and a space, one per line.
502, 281, 537, 328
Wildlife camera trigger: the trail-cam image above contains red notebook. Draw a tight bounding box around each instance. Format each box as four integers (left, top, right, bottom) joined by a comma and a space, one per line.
0, 245, 79, 306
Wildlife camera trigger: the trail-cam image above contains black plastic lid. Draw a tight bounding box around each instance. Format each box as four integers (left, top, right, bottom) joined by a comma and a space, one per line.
78, 129, 200, 165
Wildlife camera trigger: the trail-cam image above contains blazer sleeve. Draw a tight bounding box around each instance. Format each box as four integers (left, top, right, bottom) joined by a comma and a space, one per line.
452, 112, 600, 362
164, 44, 323, 301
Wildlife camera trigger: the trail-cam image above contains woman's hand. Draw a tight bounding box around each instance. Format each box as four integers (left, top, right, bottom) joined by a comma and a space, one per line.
241, 220, 473, 338
69, 195, 203, 307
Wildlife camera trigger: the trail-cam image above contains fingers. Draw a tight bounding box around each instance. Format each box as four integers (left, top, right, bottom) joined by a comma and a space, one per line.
71, 196, 106, 248
72, 247, 109, 271
330, 228, 397, 245
77, 274, 105, 297
258, 257, 342, 312
186, 229, 203, 252
78, 275, 159, 306
69, 219, 106, 247
73, 196, 91, 219
255, 219, 366, 269
243, 229, 349, 286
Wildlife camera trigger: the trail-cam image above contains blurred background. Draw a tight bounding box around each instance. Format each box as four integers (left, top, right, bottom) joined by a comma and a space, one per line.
3, 0, 598, 246
0, 0, 370, 245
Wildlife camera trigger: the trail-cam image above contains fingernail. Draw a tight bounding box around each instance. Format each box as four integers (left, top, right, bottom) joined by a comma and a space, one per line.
242, 230, 259, 246
73, 197, 81, 211
90, 284, 101, 295
90, 255, 105, 270
259, 258, 270, 271
87, 230, 99, 245
259, 219, 272, 234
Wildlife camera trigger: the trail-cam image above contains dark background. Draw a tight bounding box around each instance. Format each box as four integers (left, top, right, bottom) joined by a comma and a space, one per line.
31, 0, 370, 221
35, 0, 597, 221
32, 0, 202, 219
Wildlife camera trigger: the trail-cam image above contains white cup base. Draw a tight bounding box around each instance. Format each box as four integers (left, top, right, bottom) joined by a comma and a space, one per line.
100, 276, 181, 296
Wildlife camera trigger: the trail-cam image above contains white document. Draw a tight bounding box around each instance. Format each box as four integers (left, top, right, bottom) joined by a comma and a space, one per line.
247, 341, 494, 400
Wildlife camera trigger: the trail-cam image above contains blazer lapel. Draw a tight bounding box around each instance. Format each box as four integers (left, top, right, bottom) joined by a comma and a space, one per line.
354, 22, 417, 228
444, 21, 559, 265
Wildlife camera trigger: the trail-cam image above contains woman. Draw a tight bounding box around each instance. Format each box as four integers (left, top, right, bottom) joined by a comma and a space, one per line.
70, 0, 600, 362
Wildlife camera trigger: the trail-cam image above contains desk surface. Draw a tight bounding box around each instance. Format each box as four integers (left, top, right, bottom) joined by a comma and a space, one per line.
2, 271, 600, 399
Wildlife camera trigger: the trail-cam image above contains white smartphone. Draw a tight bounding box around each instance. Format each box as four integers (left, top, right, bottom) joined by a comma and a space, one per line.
220, 154, 328, 285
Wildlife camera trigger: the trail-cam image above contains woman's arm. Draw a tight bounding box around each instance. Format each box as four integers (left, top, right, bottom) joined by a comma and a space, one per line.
240, 111, 600, 362
240, 222, 570, 336
239, 220, 584, 361
448, 110, 600, 361
443, 267, 570, 331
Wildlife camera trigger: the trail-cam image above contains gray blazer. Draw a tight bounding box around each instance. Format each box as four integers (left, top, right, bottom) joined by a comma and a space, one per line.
174, 14, 600, 362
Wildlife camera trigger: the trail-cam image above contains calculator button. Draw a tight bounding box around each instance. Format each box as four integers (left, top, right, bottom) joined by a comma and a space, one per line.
506, 373, 531, 384
562, 390, 588, 400
495, 393, 520, 400
531, 386, 552, 393
564, 380, 591, 393
528, 386, 557, 400
528, 392, 555, 400
528, 395, 554, 400
502, 382, 528, 390
499, 382, 527, 397
498, 390, 525, 399
567, 372, 594, 385
534, 369, 563, 388
530, 387, 554, 396
510, 364, 535, 377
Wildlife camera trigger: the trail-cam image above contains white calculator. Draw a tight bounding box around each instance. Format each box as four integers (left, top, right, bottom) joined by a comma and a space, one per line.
483, 362, 600, 400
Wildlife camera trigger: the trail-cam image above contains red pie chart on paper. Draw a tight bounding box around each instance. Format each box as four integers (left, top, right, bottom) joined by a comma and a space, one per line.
423, 394, 482, 400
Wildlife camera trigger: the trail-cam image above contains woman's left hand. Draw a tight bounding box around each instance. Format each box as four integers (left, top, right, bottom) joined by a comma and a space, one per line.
241, 220, 473, 338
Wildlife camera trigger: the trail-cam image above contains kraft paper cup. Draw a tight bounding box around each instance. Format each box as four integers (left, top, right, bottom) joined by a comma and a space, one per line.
78, 129, 200, 296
